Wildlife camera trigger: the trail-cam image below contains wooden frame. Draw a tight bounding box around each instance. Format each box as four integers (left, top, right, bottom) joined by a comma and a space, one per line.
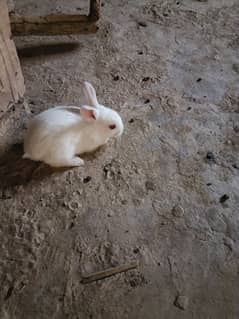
10, 0, 101, 36
0, 0, 25, 112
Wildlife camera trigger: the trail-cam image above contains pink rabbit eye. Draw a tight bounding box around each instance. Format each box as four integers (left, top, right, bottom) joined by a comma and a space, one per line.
109, 124, 116, 130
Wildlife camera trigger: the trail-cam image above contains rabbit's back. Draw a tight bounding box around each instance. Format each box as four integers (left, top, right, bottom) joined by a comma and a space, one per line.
23, 107, 82, 160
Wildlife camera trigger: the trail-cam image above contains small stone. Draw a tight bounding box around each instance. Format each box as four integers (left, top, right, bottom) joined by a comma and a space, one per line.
220, 194, 229, 204
145, 180, 155, 191
196, 78, 202, 82
174, 295, 189, 310
68, 200, 81, 211
172, 205, 184, 217
223, 237, 234, 251
232, 63, 239, 74
233, 124, 239, 133
129, 118, 134, 123
142, 76, 150, 82
68, 222, 75, 229
113, 75, 119, 81
83, 176, 92, 183
138, 21, 147, 27
144, 99, 150, 104
133, 248, 140, 254
206, 151, 216, 163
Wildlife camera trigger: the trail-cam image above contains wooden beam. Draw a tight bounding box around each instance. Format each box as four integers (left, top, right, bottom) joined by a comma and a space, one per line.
0, 0, 25, 112
89, 0, 100, 21
10, 0, 101, 36
10, 14, 98, 36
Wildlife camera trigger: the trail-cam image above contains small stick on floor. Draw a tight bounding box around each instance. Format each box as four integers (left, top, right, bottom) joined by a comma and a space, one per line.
81, 261, 138, 284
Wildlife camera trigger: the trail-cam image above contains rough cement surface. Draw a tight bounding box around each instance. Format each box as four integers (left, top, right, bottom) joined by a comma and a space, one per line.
0, 0, 239, 318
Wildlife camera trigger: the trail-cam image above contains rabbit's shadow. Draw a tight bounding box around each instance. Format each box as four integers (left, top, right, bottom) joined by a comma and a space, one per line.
0, 144, 64, 189
0, 143, 106, 189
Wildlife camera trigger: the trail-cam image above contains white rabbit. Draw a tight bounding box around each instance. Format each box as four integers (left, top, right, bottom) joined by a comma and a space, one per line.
23, 82, 124, 167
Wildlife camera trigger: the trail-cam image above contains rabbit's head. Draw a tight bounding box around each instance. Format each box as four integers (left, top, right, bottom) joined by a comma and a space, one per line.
81, 81, 124, 138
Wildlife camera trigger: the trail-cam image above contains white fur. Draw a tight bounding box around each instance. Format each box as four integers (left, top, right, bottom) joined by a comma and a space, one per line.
23, 82, 124, 167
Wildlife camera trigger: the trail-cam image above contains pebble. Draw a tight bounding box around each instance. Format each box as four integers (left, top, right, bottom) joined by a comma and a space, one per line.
223, 237, 234, 251
68, 200, 81, 211
133, 248, 140, 254
172, 205, 184, 217
83, 176, 92, 183
232, 63, 239, 74
220, 194, 229, 204
174, 295, 189, 310
206, 151, 216, 163
232, 163, 239, 169
233, 125, 239, 133
142, 76, 150, 82
145, 180, 155, 191
68, 222, 75, 229
138, 21, 147, 27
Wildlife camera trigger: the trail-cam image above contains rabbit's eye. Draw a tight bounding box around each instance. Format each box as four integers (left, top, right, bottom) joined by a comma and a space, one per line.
109, 124, 116, 130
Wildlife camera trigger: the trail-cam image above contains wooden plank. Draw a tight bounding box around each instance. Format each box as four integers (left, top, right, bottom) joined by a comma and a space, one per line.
89, 0, 100, 21
0, 0, 25, 112
10, 0, 101, 36
10, 14, 98, 36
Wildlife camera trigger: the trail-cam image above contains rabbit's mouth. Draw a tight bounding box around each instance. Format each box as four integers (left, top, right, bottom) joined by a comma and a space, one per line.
113, 130, 120, 138
115, 131, 123, 138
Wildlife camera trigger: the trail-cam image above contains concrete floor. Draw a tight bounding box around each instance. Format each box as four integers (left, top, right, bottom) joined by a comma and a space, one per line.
0, 0, 239, 318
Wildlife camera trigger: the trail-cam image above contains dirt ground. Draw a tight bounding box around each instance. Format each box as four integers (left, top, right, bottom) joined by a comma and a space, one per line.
0, 0, 239, 318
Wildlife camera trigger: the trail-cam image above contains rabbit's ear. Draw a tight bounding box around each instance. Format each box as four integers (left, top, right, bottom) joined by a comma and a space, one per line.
80, 106, 98, 120
83, 81, 99, 107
